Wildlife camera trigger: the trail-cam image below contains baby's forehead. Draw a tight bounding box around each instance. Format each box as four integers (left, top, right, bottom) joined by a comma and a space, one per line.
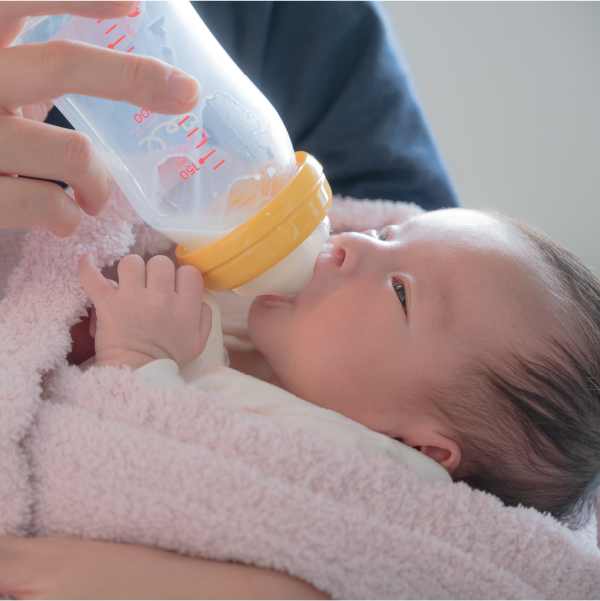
405, 208, 512, 242
397, 209, 538, 269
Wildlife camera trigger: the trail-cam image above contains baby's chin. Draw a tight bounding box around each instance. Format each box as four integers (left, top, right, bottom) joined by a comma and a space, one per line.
247, 294, 291, 331
247, 296, 291, 369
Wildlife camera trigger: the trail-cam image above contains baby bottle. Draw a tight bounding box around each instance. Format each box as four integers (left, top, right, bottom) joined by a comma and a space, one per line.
12, 1, 332, 297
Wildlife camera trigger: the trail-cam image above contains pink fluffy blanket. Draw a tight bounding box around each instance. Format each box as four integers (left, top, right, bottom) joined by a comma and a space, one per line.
1, 188, 599, 599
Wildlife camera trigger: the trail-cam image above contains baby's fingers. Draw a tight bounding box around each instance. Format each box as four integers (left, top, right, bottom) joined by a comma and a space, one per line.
146, 255, 176, 292
77, 253, 115, 304
199, 301, 213, 349
175, 264, 203, 299
116, 254, 145, 293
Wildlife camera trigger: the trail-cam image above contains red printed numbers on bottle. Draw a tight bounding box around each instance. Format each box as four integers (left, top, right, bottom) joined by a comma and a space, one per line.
133, 108, 153, 123
180, 163, 201, 180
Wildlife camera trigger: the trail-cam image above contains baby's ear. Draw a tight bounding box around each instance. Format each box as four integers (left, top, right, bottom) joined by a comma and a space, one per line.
400, 426, 462, 475
418, 442, 461, 475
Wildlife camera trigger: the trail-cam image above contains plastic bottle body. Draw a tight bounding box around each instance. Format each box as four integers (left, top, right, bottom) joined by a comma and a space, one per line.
12, 1, 297, 246
12, 1, 332, 296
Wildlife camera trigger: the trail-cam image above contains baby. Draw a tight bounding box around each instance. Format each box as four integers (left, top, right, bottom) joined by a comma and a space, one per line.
77, 207, 600, 529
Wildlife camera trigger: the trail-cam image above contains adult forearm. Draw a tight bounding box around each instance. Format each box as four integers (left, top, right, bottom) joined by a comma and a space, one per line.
0, 536, 330, 600
153, 550, 330, 600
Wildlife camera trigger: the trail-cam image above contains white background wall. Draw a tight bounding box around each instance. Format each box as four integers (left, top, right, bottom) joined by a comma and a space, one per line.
383, 1, 600, 273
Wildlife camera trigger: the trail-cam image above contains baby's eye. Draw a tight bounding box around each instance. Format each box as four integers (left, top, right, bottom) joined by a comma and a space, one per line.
394, 282, 407, 313
377, 229, 388, 241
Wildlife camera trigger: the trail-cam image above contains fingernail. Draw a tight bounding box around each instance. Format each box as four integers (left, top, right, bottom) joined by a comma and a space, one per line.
167, 73, 200, 104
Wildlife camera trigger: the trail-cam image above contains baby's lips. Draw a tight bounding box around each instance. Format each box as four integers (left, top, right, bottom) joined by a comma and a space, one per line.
259, 294, 293, 304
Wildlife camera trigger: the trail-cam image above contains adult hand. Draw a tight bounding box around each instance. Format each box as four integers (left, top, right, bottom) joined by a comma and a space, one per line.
0, 535, 330, 600
0, 1, 200, 237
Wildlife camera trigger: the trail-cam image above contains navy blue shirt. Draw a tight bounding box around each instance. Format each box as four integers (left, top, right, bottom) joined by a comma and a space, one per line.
47, 1, 459, 210
191, 1, 459, 210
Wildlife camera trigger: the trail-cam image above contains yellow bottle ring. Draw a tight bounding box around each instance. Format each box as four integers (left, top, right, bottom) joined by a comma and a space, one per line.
176, 151, 332, 291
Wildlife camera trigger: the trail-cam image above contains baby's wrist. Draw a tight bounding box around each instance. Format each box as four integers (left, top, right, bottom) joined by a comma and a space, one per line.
94, 347, 170, 371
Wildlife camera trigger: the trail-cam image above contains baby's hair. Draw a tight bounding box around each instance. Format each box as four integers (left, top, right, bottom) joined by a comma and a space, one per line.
428, 213, 600, 529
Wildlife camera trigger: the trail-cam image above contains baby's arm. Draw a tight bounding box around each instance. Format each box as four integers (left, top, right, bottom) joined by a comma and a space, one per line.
77, 253, 212, 370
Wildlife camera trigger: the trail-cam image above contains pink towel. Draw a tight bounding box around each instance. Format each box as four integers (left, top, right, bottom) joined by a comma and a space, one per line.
0, 187, 599, 599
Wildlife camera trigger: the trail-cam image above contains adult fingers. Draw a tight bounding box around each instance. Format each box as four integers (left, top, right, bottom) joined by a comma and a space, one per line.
0, 115, 113, 217
21, 100, 54, 123
0, 41, 200, 114
0, 1, 135, 20
117, 254, 146, 293
0, 2, 136, 48
175, 264, 203, 299
78, 253, 116, 305
0, 175, 80, 236
146, 254, 176, 292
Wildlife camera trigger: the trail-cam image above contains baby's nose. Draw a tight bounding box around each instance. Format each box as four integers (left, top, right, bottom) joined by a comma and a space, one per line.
334, 232, 379, 274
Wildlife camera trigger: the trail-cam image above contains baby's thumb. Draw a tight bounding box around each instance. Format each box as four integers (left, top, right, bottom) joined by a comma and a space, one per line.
86, 305, 96, 340
77, 253, 112, 303
199, 301, 213, 347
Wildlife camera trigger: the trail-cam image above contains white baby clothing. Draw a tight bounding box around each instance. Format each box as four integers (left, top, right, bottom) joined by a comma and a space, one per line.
136, 291, 451, 484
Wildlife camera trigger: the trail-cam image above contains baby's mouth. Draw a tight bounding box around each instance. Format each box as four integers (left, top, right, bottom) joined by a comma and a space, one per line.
260, 241, 338, 306
259, 295, 294, 304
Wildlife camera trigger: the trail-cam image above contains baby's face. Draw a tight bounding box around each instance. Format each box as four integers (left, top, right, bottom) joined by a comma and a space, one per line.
249, 208, 545, 447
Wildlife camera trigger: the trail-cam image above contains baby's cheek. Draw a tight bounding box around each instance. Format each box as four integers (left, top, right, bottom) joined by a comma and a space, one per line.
247, 299, 282, 355
247, 299, 263, 347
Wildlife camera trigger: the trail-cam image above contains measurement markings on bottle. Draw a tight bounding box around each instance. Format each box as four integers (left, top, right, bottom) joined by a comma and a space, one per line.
99, 14, 137, 51
96, 8, 228, 178
108, 35, 126, 49
198, 149, 216, 164
179, 150, 225, 180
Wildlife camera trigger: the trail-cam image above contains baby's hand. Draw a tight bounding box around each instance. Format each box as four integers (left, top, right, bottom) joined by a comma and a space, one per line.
77, 253, 212, 370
